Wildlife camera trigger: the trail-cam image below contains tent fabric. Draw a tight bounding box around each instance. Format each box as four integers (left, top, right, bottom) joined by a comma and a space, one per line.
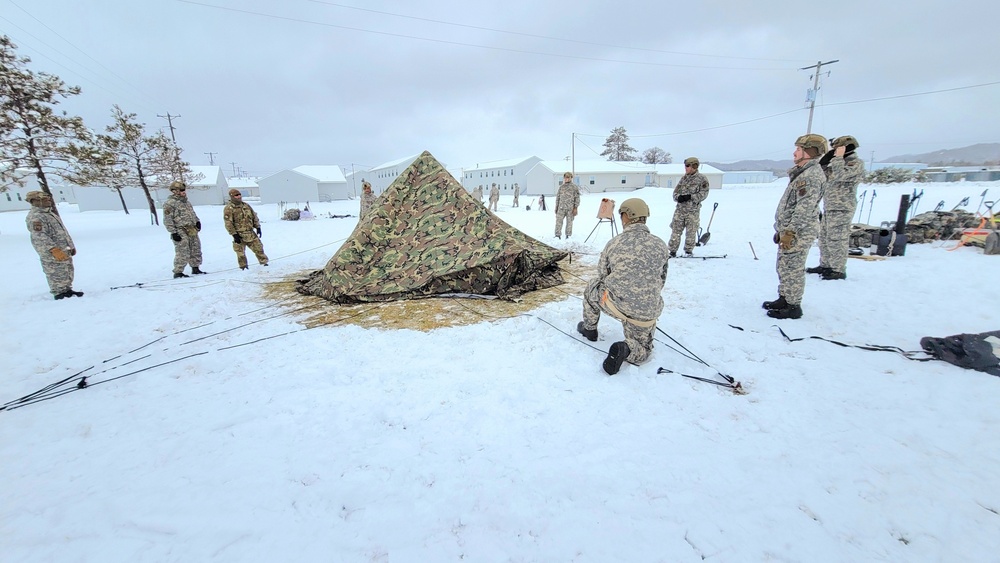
920, 330, 1000, 376
296, 151, 568, 304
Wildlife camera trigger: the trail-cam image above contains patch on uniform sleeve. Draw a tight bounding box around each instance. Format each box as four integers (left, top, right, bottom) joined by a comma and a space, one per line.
798, 188, 807, 196
32, 221, 43, 232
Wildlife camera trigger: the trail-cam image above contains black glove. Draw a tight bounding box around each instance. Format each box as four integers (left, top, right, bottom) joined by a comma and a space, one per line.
171, 232, 182, 242
256, 227, 262, 237
773, 232, 780, 244
677, 194, 692, 203
233, 233, 242, 244
195, 221, 202, 231
819, 150, 835, 167
70, 248, 77, 256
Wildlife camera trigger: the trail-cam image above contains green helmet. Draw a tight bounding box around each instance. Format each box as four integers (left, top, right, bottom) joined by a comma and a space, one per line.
684, 157, 699, 166
619, 198, 650, 220
795, 134, 828, 154
169, 181, 187, 192
25, 190, 51, 202
831, 135, 860, 150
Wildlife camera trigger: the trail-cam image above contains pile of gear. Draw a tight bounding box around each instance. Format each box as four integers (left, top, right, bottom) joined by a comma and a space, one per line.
282, 208, 301, 221
848, 210, 984, 249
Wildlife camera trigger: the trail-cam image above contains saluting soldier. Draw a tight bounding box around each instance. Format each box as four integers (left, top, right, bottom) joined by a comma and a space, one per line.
554, 171, 581, 239
25, 190, 83, 299
668, 157, 711, 257
577, 198, 670, 375
763, 134, 828, 320
809, 135, 865, 280
163, 181, 206, 278
223, 189, 268, 270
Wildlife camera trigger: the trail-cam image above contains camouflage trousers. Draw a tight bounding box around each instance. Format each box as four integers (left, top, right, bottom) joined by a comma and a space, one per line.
173, 228, 203, 274
37, 254, 74, 295
582, 279, 656, 365
489, 198, 499, 212
818, 209, 854, 273
554, 210, 575, 237
776, 245, 810, 306
512, 194, 519, 207
233, 232, 268, 269
668, 206, 701, 254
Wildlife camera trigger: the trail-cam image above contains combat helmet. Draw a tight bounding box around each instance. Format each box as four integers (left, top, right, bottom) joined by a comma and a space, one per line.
684, 157, 699, 166
25, 190, 51, 203
619, 198, 650, 220
795, 134, 828, 155
831, 135, 860, 151
169, 181, 187, 192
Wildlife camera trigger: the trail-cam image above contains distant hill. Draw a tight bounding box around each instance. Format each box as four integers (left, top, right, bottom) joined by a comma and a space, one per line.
882, 143, 1000, 166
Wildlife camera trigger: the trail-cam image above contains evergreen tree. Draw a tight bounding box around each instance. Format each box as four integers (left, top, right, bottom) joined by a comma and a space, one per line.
600, 126, 637, 161
0, 36, 93, 216
641, 147, 672, 164
73, 105, 191, 225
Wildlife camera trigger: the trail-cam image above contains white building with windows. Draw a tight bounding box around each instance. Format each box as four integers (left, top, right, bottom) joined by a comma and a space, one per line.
1, 171, 77, 213
523, 160, 723, 196
459, 156, 542, 197
257, 165, 348, 205
365, 154, 423, 195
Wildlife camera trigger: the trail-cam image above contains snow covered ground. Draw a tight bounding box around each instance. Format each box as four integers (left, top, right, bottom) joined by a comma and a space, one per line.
1, 178, 998, 562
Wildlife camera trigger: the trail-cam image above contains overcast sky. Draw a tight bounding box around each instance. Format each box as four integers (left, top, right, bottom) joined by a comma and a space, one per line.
4, 0, 998, 177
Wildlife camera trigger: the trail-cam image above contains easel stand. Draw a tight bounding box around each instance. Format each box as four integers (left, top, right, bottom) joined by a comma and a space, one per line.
585, 217, 618, 242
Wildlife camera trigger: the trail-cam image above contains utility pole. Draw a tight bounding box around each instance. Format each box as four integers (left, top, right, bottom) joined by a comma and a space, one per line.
230, 162, 238, 176
800, 60, 838, 133
157, 112, 182, 179
204, 152, 217, 165
571, 133, 576, 177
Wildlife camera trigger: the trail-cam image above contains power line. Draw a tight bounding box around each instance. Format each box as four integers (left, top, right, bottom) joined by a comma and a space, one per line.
174, 0, 792, 71
304, 0, 809, 64
817, 80, 1000, 107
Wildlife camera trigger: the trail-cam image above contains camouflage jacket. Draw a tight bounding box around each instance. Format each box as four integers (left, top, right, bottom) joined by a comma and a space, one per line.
489, 186, 500, 202
822, 153, 865, 212
223, 200, 261, 235
775, 159, 824, 239
555, 182, 581, 214
163, 194, 200, 234
359, 191, 377, 218
672, 172, 710, 207
26, 206, 74, 254
596, 222, 670, 322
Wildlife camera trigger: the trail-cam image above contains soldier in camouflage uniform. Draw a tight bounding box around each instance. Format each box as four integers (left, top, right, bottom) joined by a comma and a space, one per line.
808, 135, 865, 280
512, 183, 520, 208
668, 157, 711, 257
763, 134, 828, 320
554, 172, 581, 238
488, 183, 500, 212
359, 181, 376, 220
223, 189, 268, 270
472, 185, 484, 204
163, 181, 206, 278
577, 198, 670, 375
25, 190, 83, 299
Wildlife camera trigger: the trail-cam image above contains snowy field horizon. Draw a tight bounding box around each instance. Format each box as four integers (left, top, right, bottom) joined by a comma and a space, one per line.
1, 179, 998, 562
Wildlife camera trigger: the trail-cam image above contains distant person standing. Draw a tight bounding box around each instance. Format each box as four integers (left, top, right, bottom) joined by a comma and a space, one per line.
554, 171, 581, 239
512, 183, 520, 208
359, 180, 376, 220
223, 189, 268, 270
576, 198, 669, 375
489, 183, 500, 212
472, 185, 484, 204
163, 181, 206, 278
25, 190, 83, 299
763, 134, 828, 320
538, 194, 546, 211
668, 157, 710, 257
809, 135, 865, 280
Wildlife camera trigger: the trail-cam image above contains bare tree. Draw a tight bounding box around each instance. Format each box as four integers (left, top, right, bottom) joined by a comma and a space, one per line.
0, 35, 93, 216
600, 126, 638, 161
641, 147, 672, 164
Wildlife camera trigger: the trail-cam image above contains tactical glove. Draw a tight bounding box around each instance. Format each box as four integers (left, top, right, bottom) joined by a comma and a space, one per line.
773, 232, 780, 244
256, 227, 262, 237
233, 233, 242, 244
819, 150, 835, 167
779, 230, 795, 251
677, 194, 692, 203
196, 221, 202, 231
171, 232, 182, 242
50, 247, 69, 261
70, 248, 77, 256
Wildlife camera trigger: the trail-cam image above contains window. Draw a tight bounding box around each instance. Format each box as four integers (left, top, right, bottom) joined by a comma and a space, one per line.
621, 175, 627, 184
17, 192, 23, 200
5, 193, 10, 201
589, 176, 595, 185
503, 170, 506, 176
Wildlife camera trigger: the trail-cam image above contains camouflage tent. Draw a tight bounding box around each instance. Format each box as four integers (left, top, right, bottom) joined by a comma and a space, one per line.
296, 151, 568, 303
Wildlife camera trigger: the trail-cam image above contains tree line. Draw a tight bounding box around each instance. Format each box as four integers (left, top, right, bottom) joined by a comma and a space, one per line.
599, 126, 672, 164
1, 36, 198, 224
